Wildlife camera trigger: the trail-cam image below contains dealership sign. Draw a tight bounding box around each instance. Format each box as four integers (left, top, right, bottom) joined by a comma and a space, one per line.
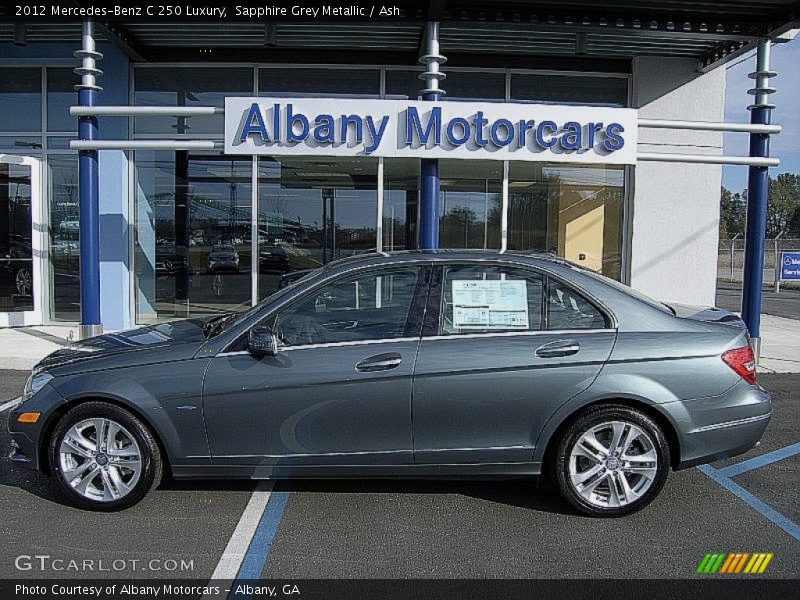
780, 251, 800, 281
224, 97, 638, 164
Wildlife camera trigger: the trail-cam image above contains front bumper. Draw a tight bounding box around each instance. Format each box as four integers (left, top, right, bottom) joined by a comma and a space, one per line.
666, 381, 772, 470
7, 384, 66, 473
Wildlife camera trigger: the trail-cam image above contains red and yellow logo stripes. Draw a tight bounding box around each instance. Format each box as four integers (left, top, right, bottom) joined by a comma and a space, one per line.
697, 552, 773, 574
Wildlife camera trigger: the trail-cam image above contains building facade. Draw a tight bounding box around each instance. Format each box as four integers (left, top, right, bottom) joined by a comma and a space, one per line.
0, 4, 795, 331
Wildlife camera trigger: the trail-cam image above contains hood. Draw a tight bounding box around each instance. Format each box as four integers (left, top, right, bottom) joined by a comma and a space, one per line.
35, 319, 209, 372
666, 302, 749, 332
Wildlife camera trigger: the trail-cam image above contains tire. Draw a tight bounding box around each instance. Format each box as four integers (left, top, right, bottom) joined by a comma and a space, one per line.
553, 405, 670, 517
48, 402, 163, 511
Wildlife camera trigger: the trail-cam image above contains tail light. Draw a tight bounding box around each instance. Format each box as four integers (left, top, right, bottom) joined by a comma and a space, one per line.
722, 345, 757, 385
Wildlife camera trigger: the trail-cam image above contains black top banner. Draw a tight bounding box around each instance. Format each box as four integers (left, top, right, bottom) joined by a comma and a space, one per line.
2, 1, 433, 22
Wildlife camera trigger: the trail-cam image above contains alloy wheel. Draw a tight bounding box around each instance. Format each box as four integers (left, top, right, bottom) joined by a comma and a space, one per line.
58, 418, 142, 502
15, 268, 32, 296
568, 420, 658, 509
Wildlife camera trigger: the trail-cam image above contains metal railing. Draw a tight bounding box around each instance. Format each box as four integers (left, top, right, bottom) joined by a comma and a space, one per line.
718, 236, 800, 289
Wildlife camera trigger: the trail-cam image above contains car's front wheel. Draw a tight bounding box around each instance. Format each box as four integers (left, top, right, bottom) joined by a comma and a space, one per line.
48, 402, 162, 511
554, 405, 670, 517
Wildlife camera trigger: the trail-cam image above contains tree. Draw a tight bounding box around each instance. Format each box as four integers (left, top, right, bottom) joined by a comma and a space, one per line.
766, 173, 800, 238
719, 186, 746, 239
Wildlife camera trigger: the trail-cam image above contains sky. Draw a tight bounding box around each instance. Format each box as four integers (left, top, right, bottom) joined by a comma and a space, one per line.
722, 37, 800, 192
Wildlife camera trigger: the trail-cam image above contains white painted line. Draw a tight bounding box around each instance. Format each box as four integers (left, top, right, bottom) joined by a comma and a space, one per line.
204, 480, 274, 590
0, 397, 22, 413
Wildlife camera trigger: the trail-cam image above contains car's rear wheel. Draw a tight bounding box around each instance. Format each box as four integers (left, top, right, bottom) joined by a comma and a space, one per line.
48, 402, 162, 511
554, 405, 670, 517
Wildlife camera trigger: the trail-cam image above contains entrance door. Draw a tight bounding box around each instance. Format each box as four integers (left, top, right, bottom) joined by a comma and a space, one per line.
0, 155, 44, 326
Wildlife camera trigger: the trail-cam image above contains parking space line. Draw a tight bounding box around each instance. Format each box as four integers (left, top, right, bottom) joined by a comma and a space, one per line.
698, 464, 800, 542
233, 489, 290, 579
718, 442, 800, 478
206, 480, 274, 584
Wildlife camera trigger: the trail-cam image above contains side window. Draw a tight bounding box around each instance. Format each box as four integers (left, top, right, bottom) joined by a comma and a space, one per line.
546, 279, 607, 330
439, 265, 543, 335
275, 268, 420, 346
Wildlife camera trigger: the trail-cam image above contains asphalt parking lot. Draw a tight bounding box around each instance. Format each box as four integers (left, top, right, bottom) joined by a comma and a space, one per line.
0, 369, 797, 581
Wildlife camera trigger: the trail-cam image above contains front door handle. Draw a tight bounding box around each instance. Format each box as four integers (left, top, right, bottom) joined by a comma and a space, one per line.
355, 352, 403, 372
535, 339, 581, 358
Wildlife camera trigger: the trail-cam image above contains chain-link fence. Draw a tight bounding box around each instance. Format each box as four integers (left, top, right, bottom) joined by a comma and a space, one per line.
718, 237, 800, 287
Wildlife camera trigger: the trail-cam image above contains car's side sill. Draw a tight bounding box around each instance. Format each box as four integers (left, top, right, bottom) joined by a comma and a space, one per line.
170, 462, 542, 480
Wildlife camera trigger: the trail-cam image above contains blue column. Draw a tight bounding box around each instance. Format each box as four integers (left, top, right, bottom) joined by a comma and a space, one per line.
417, 22, 445, 251
740, 38, 775, 357
78, 88, 101, 335
419, 90, 440, 250
741, 107, 770, 340
75, 19, 103, 338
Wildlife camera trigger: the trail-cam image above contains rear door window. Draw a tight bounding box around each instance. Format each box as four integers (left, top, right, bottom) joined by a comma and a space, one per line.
546, 279, 607, 330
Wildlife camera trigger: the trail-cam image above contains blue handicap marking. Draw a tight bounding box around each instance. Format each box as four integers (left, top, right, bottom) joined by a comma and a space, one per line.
698, 442, 800, 542
780, 251, 800, 281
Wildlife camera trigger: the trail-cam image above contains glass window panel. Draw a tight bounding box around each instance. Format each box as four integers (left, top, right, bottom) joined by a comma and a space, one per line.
134, 150, 252, 323
385, 69, 505, 101
275, 267, 419, 346
547, 278, 607, 330
511, 74, 628, 107
259, 68, 379, 95
0, 163, 33, 312
0, 136, 42, 153
508, 162, 625, 279
439, 160, 502, 249
134, 67, 253, 134
383, 158, 418, 252
0, 68, 41, 132
46, 137, 72, 150
439, 265, 543, 335
257, 156, 377, 300
49, 155, 80, 320
47, 67, 77, 132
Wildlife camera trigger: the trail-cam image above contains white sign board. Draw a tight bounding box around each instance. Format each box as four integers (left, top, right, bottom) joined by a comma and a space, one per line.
225, 97, 638, 164
451, 280, 529, 330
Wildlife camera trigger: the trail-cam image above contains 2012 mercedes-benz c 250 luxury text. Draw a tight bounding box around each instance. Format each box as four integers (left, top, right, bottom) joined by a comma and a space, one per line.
7, 251, 771, 516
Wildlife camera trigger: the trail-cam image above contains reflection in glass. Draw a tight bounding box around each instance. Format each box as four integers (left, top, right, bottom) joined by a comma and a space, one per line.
134, 151, 252, 323
0, 163, 33, 312
0, 68, 41, 132
383, 159, 418, 251
49, 155, 80, 320
511, 74, 628, 107
439, 160, 502, 249
133, 67, 253, 134
47, 68, 77, 132
259, 68, 379, 95
508, 163, 624, 279
257, 156, 377, 299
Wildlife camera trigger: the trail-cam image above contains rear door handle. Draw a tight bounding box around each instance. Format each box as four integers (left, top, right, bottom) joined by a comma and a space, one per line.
355, 352, 403, 372
535, 339, 580, 358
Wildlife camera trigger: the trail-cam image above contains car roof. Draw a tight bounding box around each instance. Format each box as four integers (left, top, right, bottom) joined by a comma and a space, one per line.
324, 249, 571, 270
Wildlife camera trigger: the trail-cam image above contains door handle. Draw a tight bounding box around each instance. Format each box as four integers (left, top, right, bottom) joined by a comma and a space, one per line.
355, 352, 403, 372
535, 339, 581, 358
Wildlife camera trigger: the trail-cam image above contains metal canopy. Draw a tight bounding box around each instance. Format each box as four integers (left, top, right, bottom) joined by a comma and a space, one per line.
0, 1, 797, 70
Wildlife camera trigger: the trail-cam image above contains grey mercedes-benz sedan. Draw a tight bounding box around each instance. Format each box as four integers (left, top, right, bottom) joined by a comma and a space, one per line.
7, 251, 771, 516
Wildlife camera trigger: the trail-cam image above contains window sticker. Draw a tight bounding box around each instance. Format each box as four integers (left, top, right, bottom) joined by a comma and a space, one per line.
451, 280, 529, 330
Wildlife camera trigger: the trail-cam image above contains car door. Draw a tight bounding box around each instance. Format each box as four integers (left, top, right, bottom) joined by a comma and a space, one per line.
203, 264, 428, 469
412, 262, 616, 464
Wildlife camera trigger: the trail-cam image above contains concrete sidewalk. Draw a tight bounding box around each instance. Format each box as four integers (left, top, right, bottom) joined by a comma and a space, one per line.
0, 316, 797, 373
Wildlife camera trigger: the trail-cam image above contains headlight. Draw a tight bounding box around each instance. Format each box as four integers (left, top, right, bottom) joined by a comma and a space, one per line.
22, 372, 53, 402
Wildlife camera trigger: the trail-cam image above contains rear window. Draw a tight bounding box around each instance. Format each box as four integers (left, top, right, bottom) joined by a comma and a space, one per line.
580, 268, 672, 314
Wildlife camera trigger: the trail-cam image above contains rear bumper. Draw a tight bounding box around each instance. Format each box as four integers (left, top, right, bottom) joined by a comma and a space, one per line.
666, 381, 772, 470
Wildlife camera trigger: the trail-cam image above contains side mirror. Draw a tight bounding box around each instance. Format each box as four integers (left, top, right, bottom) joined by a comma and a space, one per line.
247, 326, 278, 358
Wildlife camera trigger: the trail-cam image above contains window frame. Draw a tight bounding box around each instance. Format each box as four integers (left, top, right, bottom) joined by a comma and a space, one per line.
424, 261, 612, 338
